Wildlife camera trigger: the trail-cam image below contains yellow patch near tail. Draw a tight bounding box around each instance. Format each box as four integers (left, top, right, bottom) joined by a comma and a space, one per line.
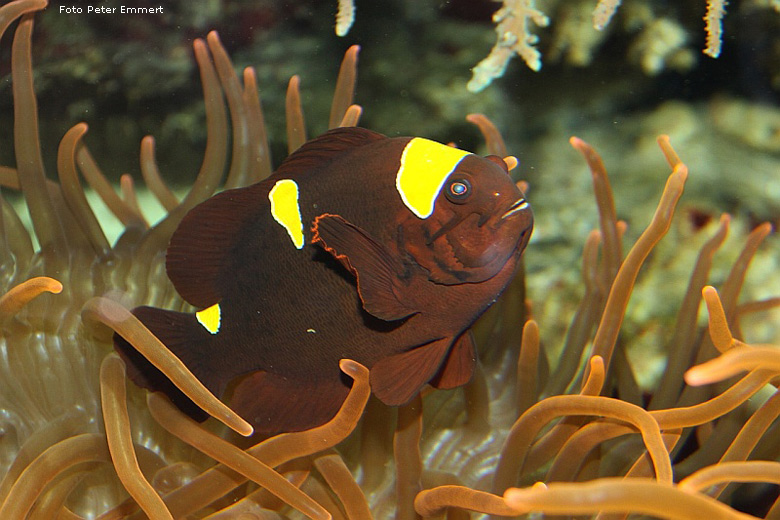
269, 179, 305, 249
396, 138, 471, 219
196, 303, 221, 334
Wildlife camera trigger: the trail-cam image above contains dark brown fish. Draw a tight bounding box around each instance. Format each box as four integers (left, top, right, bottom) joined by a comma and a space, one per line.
114, 127, 533, 434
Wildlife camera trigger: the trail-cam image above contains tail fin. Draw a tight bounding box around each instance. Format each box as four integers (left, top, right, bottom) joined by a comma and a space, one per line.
112, 306, 224, 423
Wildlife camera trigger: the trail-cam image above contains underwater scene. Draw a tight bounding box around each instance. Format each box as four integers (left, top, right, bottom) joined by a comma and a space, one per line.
0, 0, 779, 518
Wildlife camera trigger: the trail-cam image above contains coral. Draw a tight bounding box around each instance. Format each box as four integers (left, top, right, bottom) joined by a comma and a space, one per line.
470, 0, 779, 90
711, 96, 780, 153
335, 0, 355, 36
0, 0, 779, 518
703, 0, 728, 57
626, 14, 695, 75
467, 0, 550, 92
596, 0, 727, 58
547, 0, 609, 66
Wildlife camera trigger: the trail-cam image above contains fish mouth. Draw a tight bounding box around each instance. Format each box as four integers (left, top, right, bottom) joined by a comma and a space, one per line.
501, 197, 529, 219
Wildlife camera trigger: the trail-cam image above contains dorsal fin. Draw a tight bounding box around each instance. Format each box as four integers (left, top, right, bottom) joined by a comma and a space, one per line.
166, 183, 265, 307
271, 127, 387, 181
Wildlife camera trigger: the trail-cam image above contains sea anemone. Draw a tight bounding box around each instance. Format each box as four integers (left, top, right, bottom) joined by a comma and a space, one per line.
0, 0, 778, 518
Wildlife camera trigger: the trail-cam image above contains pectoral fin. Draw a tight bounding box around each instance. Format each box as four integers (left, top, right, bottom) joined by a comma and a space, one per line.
430, 330, 476, 390
370, 337, 451, 405
312, 213, 414, 321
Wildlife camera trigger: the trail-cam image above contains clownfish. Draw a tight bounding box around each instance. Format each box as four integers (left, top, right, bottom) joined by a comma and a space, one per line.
114, 127, 533, 434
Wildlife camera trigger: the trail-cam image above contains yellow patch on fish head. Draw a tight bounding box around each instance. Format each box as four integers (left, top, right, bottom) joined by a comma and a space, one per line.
396, 138, 471, 219
269, 179, 305, 249
196, 303, 221, 334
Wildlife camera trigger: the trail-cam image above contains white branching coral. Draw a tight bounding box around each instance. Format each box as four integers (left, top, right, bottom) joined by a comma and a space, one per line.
468, 0, 550, 92
627, 16, 695, 75
702, 0, 726, 57
469, 0, 778, 90
335, 0, 355, 37
595, 0, 727, 57
592, 0, 622, 29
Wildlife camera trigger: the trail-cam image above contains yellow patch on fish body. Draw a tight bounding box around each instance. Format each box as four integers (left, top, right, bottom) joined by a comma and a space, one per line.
395, 138, 471, 219
269, 179, 305, 249
196, 303, 221, 334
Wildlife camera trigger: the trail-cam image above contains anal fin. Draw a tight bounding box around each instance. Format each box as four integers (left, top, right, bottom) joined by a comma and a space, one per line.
113, 306, 226, 422
370, 338, 451, 406
229, 370, 350, 434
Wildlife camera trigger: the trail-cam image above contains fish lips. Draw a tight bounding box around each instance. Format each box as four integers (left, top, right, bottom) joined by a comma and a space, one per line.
436, 201, 532, 283
485, 195, 534, 264
502, 196, 533, 249
501, 197, 530, 220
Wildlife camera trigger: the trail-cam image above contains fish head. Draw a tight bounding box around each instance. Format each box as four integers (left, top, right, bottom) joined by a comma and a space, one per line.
398, 151, 533, 284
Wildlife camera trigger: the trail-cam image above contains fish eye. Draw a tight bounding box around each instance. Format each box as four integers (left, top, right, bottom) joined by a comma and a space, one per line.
445, 177, 471, 203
